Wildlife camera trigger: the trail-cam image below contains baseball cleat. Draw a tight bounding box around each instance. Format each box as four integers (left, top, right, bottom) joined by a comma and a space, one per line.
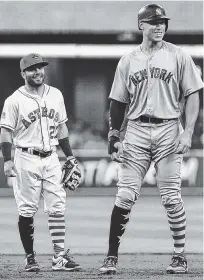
99, 256, 118, 274
24, 252, 40, 272
52, 249, 81, 271
166, 253, 188, 274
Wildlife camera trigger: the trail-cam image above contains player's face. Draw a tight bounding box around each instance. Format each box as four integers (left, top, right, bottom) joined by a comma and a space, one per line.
141, 19, 166, 42
22, 65, 45, 88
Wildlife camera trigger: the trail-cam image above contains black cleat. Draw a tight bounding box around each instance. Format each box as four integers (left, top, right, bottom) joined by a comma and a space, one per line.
99, 256, 118, 274
25, 252, 40, 272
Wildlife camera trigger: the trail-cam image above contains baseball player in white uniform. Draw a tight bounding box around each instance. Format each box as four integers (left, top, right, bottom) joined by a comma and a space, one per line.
100, 4, 204, 275
0, 53, 82, 272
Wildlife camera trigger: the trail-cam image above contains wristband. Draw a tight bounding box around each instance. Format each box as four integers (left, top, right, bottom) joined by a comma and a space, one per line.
108, 129, 120, 140
1, 142, 12, 162
58, 137, 73, 158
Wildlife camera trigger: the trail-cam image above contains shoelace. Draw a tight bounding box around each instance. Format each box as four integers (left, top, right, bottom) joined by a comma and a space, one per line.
104, 257, 117, 267
62, 249, 75, 264
171, 256, 186, 266
27, 254, 36, 265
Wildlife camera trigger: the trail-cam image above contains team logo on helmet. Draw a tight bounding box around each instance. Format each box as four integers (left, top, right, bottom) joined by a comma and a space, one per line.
32, 54, 39, 59
156, 8, 162, 15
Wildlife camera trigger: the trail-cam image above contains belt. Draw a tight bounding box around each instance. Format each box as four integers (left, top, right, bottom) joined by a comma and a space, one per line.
138, 116, 177, 124
22, 148, 52, 158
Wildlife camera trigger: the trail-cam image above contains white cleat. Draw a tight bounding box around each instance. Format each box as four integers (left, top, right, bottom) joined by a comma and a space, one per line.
166, 254, 188, 274
52, 249, 81, 271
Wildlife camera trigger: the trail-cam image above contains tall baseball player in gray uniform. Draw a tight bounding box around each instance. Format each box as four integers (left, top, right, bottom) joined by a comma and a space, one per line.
0, 54, 82, 272
100, 4, 203, 275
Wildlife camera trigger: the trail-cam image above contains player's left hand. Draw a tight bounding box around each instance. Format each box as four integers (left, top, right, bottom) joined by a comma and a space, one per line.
175, 131, 192, 154
108, 133, 124, 163
111, 142, 124, 163
4, 160, 17, 177
61, 156, 82, 191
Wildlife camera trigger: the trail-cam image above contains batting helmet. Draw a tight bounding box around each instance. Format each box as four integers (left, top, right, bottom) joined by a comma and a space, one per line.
138, 4, 170, 31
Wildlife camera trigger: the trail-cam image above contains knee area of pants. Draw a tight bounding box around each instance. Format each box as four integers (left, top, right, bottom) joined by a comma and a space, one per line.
19, 210, 36, 218
18, 205, 38, 217
115, 189, 138, 210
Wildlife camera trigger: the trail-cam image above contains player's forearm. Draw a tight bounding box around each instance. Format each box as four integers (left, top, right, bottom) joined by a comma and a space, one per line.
184, 92, 200, 137
109, 99, 127, 134
58, 122, 73, 157
58, 138, 73, 157
0, 127, 13, 162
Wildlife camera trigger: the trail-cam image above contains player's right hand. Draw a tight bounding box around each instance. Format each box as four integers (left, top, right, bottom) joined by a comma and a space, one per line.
4, 160, 17, 177
110, 142, 124, 163
174, 131, 192, 154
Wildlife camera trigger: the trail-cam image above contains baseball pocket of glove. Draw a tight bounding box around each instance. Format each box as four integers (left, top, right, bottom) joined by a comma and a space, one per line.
61, 156, 82, 191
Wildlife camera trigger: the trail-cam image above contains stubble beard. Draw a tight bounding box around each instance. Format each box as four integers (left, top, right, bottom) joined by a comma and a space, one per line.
27, 75, 44, 88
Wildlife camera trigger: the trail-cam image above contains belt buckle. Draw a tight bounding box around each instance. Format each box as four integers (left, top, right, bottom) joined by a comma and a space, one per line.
39, 150, 51, 158
39, 151, 46, 158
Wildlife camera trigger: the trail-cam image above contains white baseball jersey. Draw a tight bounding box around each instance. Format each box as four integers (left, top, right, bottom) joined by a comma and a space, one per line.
109, 41, 204, 119
0, 84, 67, 151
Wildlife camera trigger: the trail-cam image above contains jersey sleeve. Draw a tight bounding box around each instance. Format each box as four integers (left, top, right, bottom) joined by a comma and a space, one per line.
179, 49, 204, 97
58, 91, 68, 124
109, 57, 129, 103
0, 97, 18, 131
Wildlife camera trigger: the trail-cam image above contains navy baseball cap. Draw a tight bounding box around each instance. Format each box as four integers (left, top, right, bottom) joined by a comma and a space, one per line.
20, 53, 49, 72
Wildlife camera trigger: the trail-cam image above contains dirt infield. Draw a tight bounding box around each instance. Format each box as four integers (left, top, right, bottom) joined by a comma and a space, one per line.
0, 253, 202, 280
0, 196, 202, 279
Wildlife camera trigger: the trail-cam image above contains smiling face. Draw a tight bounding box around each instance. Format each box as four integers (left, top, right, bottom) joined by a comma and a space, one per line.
140, 19, 166, 42
21, 64, 45, 88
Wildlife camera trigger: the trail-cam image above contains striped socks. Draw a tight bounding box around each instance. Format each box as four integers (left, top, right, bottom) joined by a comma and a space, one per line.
166, 204, 186, 254
48, 214, 66, 256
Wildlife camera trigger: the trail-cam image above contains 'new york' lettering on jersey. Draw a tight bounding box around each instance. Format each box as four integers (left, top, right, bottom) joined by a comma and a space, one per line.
0, 84, 68, 151
109, 41, 204, 119
130, 67, 173, 86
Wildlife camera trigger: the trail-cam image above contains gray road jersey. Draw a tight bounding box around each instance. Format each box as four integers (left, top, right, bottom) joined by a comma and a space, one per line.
109, 41, 204, 119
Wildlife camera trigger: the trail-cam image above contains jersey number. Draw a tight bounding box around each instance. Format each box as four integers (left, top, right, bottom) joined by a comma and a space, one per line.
49, 126, 58, 139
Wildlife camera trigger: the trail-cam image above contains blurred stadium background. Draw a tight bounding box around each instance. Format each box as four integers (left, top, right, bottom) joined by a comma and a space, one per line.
0, 0, 203, 260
